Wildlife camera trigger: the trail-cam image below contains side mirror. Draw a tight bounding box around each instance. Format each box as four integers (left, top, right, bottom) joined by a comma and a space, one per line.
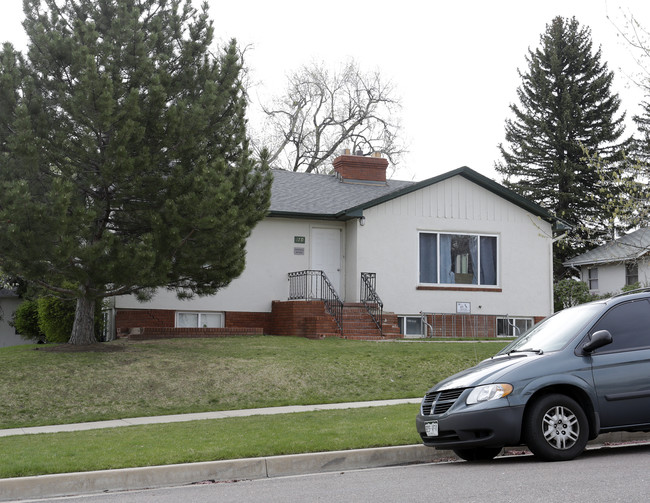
582, 330, 613, 354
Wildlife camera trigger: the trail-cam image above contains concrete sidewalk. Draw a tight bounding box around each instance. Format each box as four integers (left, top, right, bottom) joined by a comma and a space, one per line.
0, 398, 422, 437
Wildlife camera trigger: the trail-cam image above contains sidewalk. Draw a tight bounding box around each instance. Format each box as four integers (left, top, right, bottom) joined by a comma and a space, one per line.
0, 398, 422, 437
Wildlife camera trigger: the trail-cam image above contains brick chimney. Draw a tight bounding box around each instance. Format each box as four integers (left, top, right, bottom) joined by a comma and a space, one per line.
333, 150, 388, 183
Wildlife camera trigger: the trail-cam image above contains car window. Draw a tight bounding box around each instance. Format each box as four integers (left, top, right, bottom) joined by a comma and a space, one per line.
498, 302, 603, 354
590, 299, 650, 353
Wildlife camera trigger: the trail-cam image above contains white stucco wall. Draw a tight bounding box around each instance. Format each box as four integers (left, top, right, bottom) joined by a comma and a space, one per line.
116, 174, 554, 321
115, 218, 345, 313
0, 296, 28, 348
580, 257, 650, 295
349, 176, 554, 319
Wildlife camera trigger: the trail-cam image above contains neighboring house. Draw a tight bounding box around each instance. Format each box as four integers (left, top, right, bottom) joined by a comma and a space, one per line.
0, 288, 27, 348
563, 227, 650, 295
113, 153, 563, 340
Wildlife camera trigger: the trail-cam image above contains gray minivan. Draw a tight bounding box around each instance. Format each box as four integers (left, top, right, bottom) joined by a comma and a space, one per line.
416, 290, 650, 461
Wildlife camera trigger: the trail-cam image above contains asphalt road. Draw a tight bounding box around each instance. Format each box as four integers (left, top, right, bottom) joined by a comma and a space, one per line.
23, 443, 650, 503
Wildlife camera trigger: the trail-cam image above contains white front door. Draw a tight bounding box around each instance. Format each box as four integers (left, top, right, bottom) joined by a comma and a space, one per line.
311, 227, 342, 296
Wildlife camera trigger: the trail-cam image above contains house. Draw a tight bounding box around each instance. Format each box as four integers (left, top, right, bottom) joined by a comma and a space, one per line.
0, 288, 27, 348
112, 153, 563, 340
563, 227, 650, 295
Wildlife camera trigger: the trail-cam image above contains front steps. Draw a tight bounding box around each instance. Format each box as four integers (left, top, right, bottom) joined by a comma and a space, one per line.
339, 303, 402, 340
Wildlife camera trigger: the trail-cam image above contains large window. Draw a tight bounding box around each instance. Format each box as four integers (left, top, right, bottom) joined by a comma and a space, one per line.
177, 312, 224, 328
419, 232, 498, 286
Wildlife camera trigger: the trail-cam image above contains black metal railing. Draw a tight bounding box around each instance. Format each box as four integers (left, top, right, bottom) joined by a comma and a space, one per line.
288, 270, 343, 333
360, 272, 383, 334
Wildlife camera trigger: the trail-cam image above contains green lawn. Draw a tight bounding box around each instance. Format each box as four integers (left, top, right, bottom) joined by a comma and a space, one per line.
0, 404, 422, 478
0, 336, 508, 478
0, 336, 507, 429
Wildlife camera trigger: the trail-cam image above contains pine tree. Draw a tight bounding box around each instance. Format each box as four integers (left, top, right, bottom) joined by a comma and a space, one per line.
496, 16, 629, 272
0, 0, 271, 345
633, 100, 650, 163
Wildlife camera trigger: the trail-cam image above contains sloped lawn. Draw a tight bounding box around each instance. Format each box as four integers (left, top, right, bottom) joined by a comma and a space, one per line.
0, 336, 506, 429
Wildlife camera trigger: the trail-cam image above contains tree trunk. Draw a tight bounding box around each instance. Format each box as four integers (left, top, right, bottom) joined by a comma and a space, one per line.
68, 297, 96, 345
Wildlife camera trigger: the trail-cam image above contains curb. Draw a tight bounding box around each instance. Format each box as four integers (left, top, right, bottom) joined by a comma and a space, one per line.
2, 432, 649, 502
0, 445, 441, 502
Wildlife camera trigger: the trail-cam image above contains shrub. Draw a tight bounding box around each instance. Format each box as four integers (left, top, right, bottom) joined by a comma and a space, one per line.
11, 299, 45, 341
621, 281, 642, 293
554, 278, 597, 311
37, 297, 76, 343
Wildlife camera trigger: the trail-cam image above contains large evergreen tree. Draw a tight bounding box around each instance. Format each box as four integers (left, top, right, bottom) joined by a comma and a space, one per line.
496, 16, 629, 271
0, 0, 271, 345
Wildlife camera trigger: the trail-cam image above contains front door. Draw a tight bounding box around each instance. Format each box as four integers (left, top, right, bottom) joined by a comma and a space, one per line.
311, 227, 342, 296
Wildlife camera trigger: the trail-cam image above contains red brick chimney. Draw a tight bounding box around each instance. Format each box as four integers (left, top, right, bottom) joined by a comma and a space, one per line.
333, 151, 388, 183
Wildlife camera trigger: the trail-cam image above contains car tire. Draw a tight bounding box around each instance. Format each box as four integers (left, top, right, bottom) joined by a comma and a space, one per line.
523, 393, 589, 461
452, 447, 503, 462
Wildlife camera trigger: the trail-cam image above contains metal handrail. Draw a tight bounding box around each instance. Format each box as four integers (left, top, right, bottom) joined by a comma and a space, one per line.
360, 272, 383, 335
288, 270, 343, 334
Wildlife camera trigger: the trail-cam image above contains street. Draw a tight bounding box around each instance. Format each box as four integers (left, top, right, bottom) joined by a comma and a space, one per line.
24, 443, 650, 503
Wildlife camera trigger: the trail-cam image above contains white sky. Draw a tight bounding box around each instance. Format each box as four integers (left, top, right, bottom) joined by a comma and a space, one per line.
1, 0, 650, 182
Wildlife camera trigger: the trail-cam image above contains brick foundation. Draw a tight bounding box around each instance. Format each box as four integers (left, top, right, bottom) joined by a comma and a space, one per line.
116, 309, 175, 337
127, 326, 263, 340
226, 311, 273, 333
269, 300, 339, 338
114, 306, 544, 341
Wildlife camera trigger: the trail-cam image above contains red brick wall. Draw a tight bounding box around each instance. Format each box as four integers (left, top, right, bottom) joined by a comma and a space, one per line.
116, 309, 175, 336
270, 300, 339, 337
128, 327, 263, 340
423, 314, 499, 338
421, 314, 546, 338
226, 311, 273, 333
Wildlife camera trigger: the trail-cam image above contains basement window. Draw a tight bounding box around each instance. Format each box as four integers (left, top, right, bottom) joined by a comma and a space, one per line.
496, 317, 533, 337
398, 316, 424, 337
176, 312, 224, 328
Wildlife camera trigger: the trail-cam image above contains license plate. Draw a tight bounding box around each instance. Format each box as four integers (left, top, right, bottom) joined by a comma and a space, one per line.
425, 421, 438, 437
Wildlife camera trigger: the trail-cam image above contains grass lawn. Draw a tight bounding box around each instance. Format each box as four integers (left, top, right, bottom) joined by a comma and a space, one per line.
0, 336, 508, 478
0, 404, 421, 478
0, 336, 507, 429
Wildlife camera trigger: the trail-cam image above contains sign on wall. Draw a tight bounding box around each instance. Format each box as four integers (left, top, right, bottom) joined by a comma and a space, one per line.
456, 302, 471, 314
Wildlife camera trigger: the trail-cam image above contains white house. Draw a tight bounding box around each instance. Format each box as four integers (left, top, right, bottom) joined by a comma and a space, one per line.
563, 227, 650, 295
0, 288, 27, 348
112, 153, 562, 340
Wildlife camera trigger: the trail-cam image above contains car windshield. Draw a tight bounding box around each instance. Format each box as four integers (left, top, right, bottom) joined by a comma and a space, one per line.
498, 303, 604, 355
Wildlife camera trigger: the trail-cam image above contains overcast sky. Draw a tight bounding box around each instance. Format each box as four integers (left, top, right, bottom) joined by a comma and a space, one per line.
1, 0, 650, 182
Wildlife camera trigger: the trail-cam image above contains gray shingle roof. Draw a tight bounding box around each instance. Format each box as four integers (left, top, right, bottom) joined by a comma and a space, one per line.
563, 227, 650, 267
269, 169, 414, 218
268, 167, 565, 228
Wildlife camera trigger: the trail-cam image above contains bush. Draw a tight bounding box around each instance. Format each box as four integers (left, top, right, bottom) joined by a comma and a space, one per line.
554, 278, 597, 311
37, 297, 76, 343
12, 299, 45, 341
621, 281, 642, 293
13, 295, 105, 344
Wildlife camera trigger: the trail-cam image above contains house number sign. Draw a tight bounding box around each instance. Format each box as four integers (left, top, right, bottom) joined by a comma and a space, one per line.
456, 302, 471, 314
294, 236, 306, 244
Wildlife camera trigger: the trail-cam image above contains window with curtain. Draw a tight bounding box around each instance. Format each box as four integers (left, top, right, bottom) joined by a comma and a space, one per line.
419, 232, 498, 286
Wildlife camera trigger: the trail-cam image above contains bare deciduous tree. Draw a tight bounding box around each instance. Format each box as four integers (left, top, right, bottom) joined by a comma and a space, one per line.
259, 59, 405, 173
